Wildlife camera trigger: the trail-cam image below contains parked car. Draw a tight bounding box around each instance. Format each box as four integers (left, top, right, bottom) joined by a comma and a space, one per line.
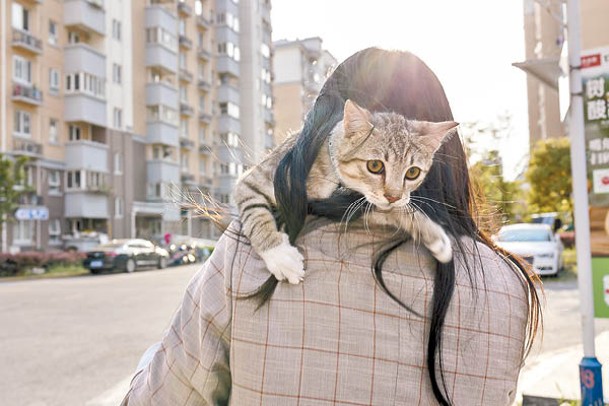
494, 223, 564, 276
557, 223, 575, 248
83, 239, 170, 274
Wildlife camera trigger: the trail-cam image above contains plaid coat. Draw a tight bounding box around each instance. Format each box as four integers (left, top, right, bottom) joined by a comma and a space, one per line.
123, 218, 529, 405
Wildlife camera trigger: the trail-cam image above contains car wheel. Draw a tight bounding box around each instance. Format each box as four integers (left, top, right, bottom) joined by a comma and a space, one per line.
125, 258, 136, 273
158, 257, 167, 269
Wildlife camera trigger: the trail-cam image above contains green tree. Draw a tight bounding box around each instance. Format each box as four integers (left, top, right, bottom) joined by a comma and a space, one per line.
0, 154, 28, 251
525, 137, 572, 217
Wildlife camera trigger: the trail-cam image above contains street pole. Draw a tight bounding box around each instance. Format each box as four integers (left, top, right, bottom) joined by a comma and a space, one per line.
566, 0, 604, 404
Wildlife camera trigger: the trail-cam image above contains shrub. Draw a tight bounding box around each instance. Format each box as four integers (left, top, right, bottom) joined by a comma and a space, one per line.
0, 251, 86, 277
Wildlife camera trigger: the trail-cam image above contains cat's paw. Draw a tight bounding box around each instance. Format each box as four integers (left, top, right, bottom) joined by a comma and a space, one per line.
259, 235, 305, 284
428, 232, 453, 263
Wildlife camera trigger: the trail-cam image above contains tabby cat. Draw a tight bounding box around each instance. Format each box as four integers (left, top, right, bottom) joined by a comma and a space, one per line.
234, 100, 458, 284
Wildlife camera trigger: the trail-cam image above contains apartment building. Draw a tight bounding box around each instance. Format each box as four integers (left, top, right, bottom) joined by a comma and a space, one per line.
272, 37, 336, 143
0, 0, 274, 252
515, 0, 609, 150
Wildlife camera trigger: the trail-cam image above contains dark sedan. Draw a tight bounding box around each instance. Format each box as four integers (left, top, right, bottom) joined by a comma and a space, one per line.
83, 239, 170, 274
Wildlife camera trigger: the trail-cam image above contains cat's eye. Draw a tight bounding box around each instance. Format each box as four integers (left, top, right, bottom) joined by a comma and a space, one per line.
366, 160, 385, 174
405, 167, 421, 180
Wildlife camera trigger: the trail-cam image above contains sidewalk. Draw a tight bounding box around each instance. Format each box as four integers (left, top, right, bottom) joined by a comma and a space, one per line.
516, 331, 609, 404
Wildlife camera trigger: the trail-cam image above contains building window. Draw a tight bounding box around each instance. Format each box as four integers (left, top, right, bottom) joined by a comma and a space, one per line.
49, 119, 58, 144
48, 219, 61, 245
11, 3, 29, 31
112, 19, 122, 41
146, 27, 177, 51
13, 55, 32, 84
217, 42, 240, 61
113, 108, 122, 129
66, 170, 82, 190
179, 52, 187, 69
49, 68, 60, 94
13, 110, 31, 137
114, 152, 122, 175
260, 43, 271, 58
48, 169, 61, 194
220, 132, 239, 147
219, 102, 239, 118
179, 86, 187, 102
180, 153, 189, 171
146, 105, 178, 126
13, 220, 33, 245
180, 120, 188, 138
68, 31, 80, 44
65, 72, 105, 99
68, 125, 81, 141
216, 12, 239, 32
49, 21, 58, 45
112, 64, 122, 84
115, 197, 123, 218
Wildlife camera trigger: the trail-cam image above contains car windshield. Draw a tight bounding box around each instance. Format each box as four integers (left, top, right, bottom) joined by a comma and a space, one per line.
498, 229, 551, 242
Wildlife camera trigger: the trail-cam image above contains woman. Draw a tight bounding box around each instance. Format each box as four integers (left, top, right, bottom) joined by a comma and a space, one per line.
122, 48, 541, 405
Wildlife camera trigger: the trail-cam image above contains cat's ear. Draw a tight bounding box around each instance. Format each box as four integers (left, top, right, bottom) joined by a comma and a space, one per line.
419, 121, 459, 153
343, 99, 373, 137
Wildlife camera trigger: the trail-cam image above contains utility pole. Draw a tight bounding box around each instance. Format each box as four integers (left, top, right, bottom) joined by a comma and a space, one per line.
566, 0, 605, 404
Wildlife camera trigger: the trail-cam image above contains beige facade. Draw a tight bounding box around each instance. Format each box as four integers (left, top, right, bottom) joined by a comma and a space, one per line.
272, 37, 336, 143
518, 0, 609, 150
0, 0, 273, 252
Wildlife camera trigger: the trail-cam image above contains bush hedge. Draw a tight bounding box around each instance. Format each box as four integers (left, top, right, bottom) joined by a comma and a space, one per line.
0, 251, 86, 277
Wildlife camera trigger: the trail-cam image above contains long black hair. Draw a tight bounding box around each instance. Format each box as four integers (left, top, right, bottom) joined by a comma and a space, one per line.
249, 48, 541, 405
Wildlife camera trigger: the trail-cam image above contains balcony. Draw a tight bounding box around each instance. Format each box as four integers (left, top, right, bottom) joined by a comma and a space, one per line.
179, 138, 194, 149
180, 103, 194, 117
147, 122, 179, 147
13, 138, 43, 157
64, 94, 107, 127
197, 79, 212, 92
64, 0, 106, 36
179, 35, 192, 49
216, 55, 240, 77
198, 112, 212, 123
217, 85, 240, 105
146, 5, 177, 33
64, 44, 106, 77
197, 15, 211, 29
146, 82, 178, 107
147, 160, 180, 184
12, 29, 43, 54
146, 44, 178, 73
179, 68, 193, 83
197, 48, 212, 62
18, 192, 44, 206
217, 115, 240, 134
177, 1, 192, 16
12, 83, 43, 106
65, 192, 109, 218
65, 140, 109, 172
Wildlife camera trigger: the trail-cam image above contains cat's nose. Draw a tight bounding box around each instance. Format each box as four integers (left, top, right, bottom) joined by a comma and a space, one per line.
384, 194, 400, 203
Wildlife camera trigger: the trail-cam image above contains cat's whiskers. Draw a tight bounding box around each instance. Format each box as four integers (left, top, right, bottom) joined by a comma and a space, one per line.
411, 195, 456, 209
340, 196, 367, 234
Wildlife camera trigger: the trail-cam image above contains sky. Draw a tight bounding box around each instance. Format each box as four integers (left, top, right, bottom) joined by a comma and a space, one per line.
270, 0, 531, 178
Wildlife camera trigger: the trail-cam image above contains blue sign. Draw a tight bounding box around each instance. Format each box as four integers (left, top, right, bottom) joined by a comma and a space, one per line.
15, 207, 49, 221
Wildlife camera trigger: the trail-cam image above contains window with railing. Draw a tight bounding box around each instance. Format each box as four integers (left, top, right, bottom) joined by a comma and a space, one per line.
13, 55, 32, 85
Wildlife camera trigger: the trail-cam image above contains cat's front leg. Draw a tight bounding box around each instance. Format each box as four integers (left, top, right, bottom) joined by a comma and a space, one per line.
258, 232, 305, 284
406, 211, 452, 263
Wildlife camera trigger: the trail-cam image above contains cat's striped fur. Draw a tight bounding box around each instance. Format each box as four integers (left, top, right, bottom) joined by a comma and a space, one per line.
234, 100, 458, 284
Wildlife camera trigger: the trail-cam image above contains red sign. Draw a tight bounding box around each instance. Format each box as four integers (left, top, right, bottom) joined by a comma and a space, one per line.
582, 54, 602, 69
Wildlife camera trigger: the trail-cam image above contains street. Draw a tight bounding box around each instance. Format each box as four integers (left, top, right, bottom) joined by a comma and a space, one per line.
0, 264, 200, 406
2, 266, 609, 405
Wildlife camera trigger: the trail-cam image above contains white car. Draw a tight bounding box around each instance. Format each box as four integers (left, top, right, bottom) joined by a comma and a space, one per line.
494, 223, 564, 276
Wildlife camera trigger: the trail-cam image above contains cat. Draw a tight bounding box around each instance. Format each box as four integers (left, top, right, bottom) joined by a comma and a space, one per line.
234, 99, 458, 284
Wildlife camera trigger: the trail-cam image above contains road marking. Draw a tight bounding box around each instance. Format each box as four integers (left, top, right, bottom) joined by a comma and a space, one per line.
85, 375, 132, 406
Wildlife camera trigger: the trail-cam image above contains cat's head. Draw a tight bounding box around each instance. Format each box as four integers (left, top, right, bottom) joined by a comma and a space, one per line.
330, 100, 458, 211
